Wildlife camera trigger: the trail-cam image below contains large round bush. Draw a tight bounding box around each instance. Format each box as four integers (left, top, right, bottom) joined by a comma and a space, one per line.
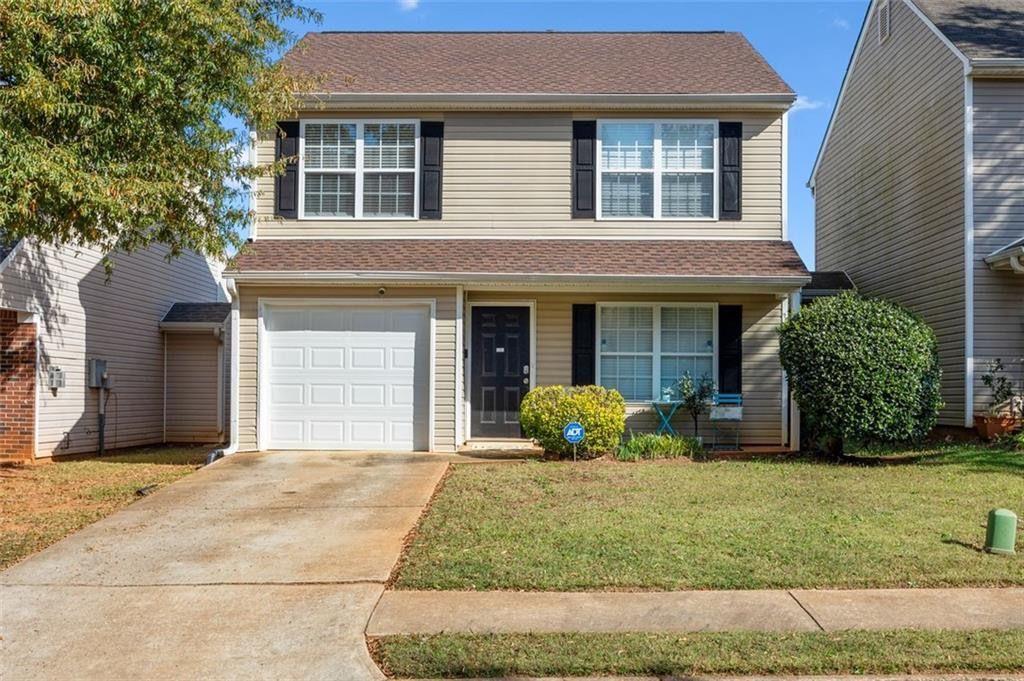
520, 385, 626, 459
779, 292, 942, 450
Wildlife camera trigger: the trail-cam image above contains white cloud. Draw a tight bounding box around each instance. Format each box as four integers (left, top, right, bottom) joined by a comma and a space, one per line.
791, 96, 828, 114
399, 0, 420, 10
832, 17, 850, 29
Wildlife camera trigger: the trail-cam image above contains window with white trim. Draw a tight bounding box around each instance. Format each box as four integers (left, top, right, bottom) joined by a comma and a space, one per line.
300, 120, 419, 219
597, 120, 717, 220
597, 304, 716, 401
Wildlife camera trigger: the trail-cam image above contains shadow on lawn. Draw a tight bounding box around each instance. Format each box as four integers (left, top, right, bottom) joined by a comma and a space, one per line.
918, 445, 1024, 475
53, 443, 216, 467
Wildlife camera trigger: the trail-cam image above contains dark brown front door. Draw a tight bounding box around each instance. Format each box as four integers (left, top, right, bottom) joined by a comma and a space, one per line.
471, 306, 530, 438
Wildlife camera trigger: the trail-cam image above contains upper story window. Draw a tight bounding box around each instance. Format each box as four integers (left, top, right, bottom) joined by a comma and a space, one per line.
597, 120, 718, 221
299, 120, 419, 219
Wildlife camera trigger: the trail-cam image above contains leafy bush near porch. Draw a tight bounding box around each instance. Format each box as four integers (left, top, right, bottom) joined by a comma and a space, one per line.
779, 292, 943, 453
520, 385, 625, 459
615, 432, 701, 461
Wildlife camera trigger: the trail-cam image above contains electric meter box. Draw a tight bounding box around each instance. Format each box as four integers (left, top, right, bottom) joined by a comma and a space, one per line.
88, 359, 108, 388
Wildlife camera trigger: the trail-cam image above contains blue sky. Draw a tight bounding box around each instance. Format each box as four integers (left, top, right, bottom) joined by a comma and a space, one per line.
275, 0, 871, 268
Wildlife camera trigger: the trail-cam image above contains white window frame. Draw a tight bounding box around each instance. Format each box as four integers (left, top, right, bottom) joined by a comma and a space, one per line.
595, 302, 719, 403
298, 119, 420, 220
595, 119, 719, 222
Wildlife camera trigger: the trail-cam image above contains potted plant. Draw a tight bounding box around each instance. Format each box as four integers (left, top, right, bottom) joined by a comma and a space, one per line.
975, 359, 1019, 440
676, 372, 716, 444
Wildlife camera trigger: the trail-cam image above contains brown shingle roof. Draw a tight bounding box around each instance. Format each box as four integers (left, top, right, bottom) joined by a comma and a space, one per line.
913, 0, 1024, 60
282, 32, 794, 96
228, 239, 809, 281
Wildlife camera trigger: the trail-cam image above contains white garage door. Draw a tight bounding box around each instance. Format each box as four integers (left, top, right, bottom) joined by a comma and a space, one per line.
263, 304, 430, 451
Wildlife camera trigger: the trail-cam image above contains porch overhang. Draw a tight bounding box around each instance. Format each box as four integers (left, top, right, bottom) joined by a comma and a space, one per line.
226, 239, 810, 294
985, 239, 1024, 273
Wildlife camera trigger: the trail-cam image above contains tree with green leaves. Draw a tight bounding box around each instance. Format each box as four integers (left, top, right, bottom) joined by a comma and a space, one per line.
0, 0, 317, 260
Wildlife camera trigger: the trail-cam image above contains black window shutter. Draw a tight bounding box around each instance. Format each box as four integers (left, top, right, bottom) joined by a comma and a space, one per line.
719, 122, 742, 221
571, 304, 596, 385
572, 121, 596, 218
274, 121, 299, 219
718, 305, 743, 393
420, 121, 444, 219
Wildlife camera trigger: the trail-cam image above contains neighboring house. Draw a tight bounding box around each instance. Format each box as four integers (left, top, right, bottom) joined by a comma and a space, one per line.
0, 239, 229, 459
811, 0, 1024, 428
224, 31, 809, 454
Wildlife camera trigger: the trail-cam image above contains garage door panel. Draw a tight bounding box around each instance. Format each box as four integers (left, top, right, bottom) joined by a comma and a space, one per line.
270, 347, 305, 368
264, 305, 429, 451
270, 384, 305, 406
351, 347, 387, 369
309, 347, 345, 368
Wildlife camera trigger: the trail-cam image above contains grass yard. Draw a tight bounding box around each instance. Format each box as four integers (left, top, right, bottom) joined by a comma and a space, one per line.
0, 445, 209, 570
394, 444, 1024, 590
372, 630, 1024, 678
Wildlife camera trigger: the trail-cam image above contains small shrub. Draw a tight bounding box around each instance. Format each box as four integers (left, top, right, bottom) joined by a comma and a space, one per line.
779, 292, 943, 453
520, 385, 626, 459
676, 373, 716, 437
615, 432, 701, 461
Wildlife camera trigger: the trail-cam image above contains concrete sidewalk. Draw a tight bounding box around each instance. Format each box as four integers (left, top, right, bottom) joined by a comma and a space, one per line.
367, 587, 1024, 635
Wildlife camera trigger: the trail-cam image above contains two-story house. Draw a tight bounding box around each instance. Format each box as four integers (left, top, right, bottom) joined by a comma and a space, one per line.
812, 0, 1024, 430
223, 31, 808, 453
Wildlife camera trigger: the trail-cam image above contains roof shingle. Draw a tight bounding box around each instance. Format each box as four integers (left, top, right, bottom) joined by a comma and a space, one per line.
228, 239, 809, 281
914, 0, 1024, 59
281, 32, 794, 96
161, 302, 231, 325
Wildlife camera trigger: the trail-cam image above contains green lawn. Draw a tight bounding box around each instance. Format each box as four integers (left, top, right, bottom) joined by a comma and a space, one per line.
394, 444, 1024, 590
0, 445, 209, 569
373, 630, 1024, 678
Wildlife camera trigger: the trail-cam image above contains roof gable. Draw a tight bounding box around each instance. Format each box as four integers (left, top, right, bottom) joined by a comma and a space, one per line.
281, 32, 793, 97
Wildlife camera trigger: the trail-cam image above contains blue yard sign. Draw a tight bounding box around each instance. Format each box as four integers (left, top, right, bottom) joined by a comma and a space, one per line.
563, 421, 585, 444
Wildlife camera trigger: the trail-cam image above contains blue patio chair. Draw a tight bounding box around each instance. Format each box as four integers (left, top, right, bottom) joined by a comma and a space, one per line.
710, 393, 743, 450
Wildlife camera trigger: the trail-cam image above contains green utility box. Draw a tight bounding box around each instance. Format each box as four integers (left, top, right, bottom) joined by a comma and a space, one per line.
985, 508, 1018, 556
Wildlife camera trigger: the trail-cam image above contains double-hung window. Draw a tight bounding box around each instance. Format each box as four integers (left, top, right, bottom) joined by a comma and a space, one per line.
299, 120, 419, 219
597, 304, 717, 401
597, 120, 717, 220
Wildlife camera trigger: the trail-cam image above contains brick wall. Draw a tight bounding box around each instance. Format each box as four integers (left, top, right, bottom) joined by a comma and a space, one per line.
1, 310, 36, 459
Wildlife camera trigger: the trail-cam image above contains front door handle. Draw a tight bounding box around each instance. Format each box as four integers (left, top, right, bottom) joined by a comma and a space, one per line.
522, 378, 529, 385
523, 365, 530, 375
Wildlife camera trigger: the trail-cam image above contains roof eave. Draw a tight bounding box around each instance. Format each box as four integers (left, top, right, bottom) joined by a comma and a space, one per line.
295, 92, 797, 111
970, 58, 1024, 77
224, 269, 810, 291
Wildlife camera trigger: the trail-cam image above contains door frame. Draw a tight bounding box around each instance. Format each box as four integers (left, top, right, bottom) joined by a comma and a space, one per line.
464, 300, 537, 441
257, 297, 437, 452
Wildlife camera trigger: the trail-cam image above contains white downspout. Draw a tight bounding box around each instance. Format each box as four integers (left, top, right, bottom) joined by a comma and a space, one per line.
208, 277, 240, 463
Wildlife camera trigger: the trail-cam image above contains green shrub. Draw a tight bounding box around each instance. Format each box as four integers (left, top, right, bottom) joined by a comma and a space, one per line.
615, 432, 701, 461
779, 292, 943, 453
520, 385, 626, 459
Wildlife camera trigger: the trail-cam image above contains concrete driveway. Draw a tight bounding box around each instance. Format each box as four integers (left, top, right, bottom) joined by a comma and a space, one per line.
1, 451, 448, 681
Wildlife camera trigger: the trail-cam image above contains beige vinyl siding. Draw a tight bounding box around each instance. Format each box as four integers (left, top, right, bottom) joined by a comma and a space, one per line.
467, 290, 786, 445
972, 78, 1024, 409
0, 241, 224, 457
165, 332, 224, 442
235, 285, 458, 452
814, 0, 967, 425
254, 110, 783, 239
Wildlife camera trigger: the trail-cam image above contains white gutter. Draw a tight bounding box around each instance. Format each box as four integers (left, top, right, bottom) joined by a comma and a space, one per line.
985, 245, 1024, 272
209, 278, 241, 462
225, 270, 811, 288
